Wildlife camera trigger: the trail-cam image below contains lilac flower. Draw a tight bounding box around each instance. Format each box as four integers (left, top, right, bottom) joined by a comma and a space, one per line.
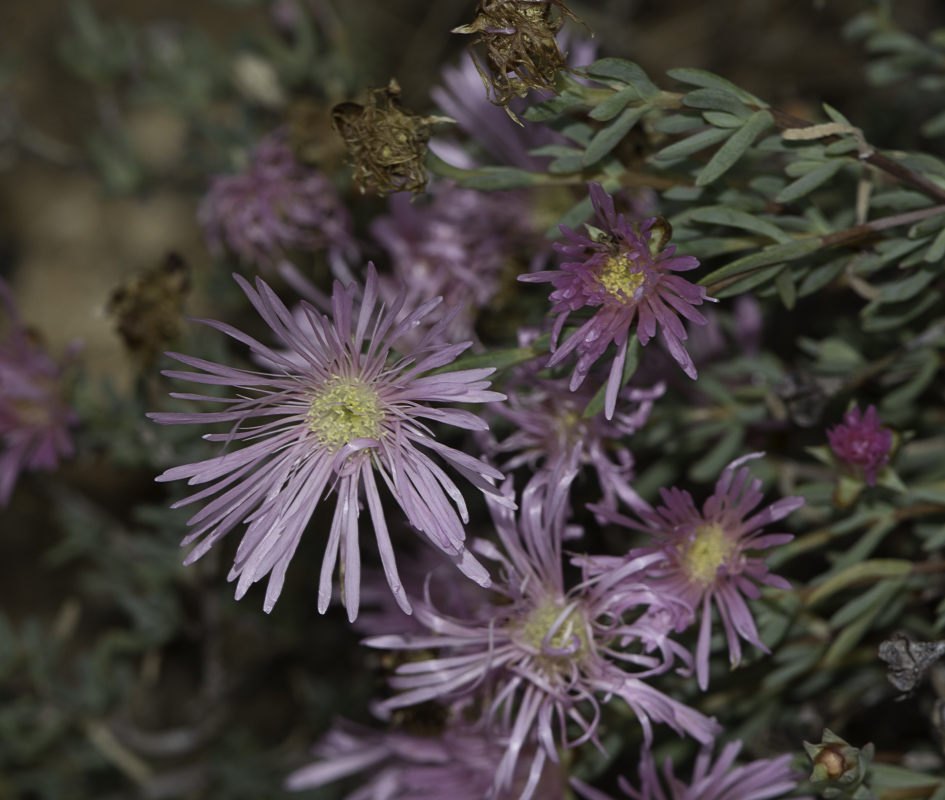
574, 740, 801, 800
372, 182, 539, 345
520, 183, 712, 419
198, 128, 354, 270
590, 454, 804, 691
0, 279, 79, 506
285, 719, 567, 800
365, 467, 720, 800
827, 404, 892, 487
149, 265, 513, 620
486, 340, 664, 513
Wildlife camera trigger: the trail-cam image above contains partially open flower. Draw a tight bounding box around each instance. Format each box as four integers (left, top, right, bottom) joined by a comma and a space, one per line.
333, 79, 452, 195
453, 0, 590, 122
826, 404, 892, 487
0, 279, 79, 506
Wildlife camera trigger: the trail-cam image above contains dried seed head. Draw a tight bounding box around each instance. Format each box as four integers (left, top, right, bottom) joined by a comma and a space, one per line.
332, 79, 451, 195
108, 253, 189, 368
452, 0, 591, 123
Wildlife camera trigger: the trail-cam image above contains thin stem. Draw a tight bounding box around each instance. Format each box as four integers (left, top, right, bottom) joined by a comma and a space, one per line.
705, 203, 945, 295
768, 109, 945, 204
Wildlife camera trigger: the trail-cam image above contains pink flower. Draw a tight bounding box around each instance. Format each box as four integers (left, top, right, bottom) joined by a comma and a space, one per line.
285, 719, 568, 800
574, 740, 802, 800
519, 183, 712, 419
590, 454, 803, 691
198, 128, 354, 270
0, 279, 79, 506
149, 265, 512, 620
827, 404, 892, 487
364, 467, 719, 800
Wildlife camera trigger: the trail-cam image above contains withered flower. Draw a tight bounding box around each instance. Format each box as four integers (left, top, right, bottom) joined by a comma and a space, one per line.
332, 79, 450, 195
108, 253, 190, 368
452, 0, 590, 123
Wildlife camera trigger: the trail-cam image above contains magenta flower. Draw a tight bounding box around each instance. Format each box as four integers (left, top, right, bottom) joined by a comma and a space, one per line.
198, 128, 354, 270
827, 404, 892, 487
285, 719, 568, 800
365, 467, 719, 799
574, 740, 802, 800
0, 279, 79, 506
590, 454, 803, 691
519, 183, 712, 419
149, 265, 513, 620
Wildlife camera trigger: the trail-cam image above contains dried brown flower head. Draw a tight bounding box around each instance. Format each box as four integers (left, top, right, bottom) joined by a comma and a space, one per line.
452, 0, 590, 123
108, 253, 189, 368
331, 79, 451, 196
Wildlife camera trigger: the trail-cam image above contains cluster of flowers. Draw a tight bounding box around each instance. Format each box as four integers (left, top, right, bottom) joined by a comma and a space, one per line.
148, 228, 810, 797
0, 18, 899, 800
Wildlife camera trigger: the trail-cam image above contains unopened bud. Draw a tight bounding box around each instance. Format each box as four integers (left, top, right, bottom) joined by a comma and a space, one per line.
803, 729, 872, 788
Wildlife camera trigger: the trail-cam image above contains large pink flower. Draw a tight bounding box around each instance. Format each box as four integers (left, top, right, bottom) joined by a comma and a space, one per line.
520, 183, 712, 419
590, 453, 803, 690
364, 466, 719, 800
150, 265, 512, 620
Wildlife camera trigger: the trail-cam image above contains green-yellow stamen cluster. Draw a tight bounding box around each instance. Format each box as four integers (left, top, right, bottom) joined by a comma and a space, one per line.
517, 599, 590, 668
679, 524, 736, 587
598, 252, 647, 301
307, 376, 385, 452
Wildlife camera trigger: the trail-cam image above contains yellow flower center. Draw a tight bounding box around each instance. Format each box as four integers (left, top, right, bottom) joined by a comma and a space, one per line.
598, 252, 646, 300
678, 524, 736, 587
517, 600, 590, 667
307, 377, 385, 452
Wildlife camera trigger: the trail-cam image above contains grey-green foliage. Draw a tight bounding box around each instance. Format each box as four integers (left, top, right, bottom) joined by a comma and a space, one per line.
845, 3, 945, 137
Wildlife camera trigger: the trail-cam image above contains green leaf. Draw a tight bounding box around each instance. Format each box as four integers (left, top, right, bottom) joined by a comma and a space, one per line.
583, 336, 641, 418
666, 67, 768, 107
824, 580, 901, 666
462, 168, 542, 190
775, 159, 847, 203
822, 102, 853, 125
548, 154, 585, 174
589, 86, 640, 121
584, 58, 660, 97
881, 349, 938, 408
528, 144, 583, 158
925, 226, 945, 262
806, 559, 912, 608
688, 425, 744, 482
652, 113, 705, 134
523, 91, 584, 121
799, 257, 845, 296
425, 338, 550, 376
702, 111, 747, 129
696, 110, 773, 186
654, 126, 733, 161
583, 105, 648, 166
700, 237, 822, 284
876, 269, 936, 302
686, 206, 793, 243
775, 267, 797, 309
712, 264, 784, 297
682, 88, 751, 117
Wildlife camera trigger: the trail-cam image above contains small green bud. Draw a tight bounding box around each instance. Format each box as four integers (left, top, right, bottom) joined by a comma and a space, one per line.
804, 730, 874, 796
